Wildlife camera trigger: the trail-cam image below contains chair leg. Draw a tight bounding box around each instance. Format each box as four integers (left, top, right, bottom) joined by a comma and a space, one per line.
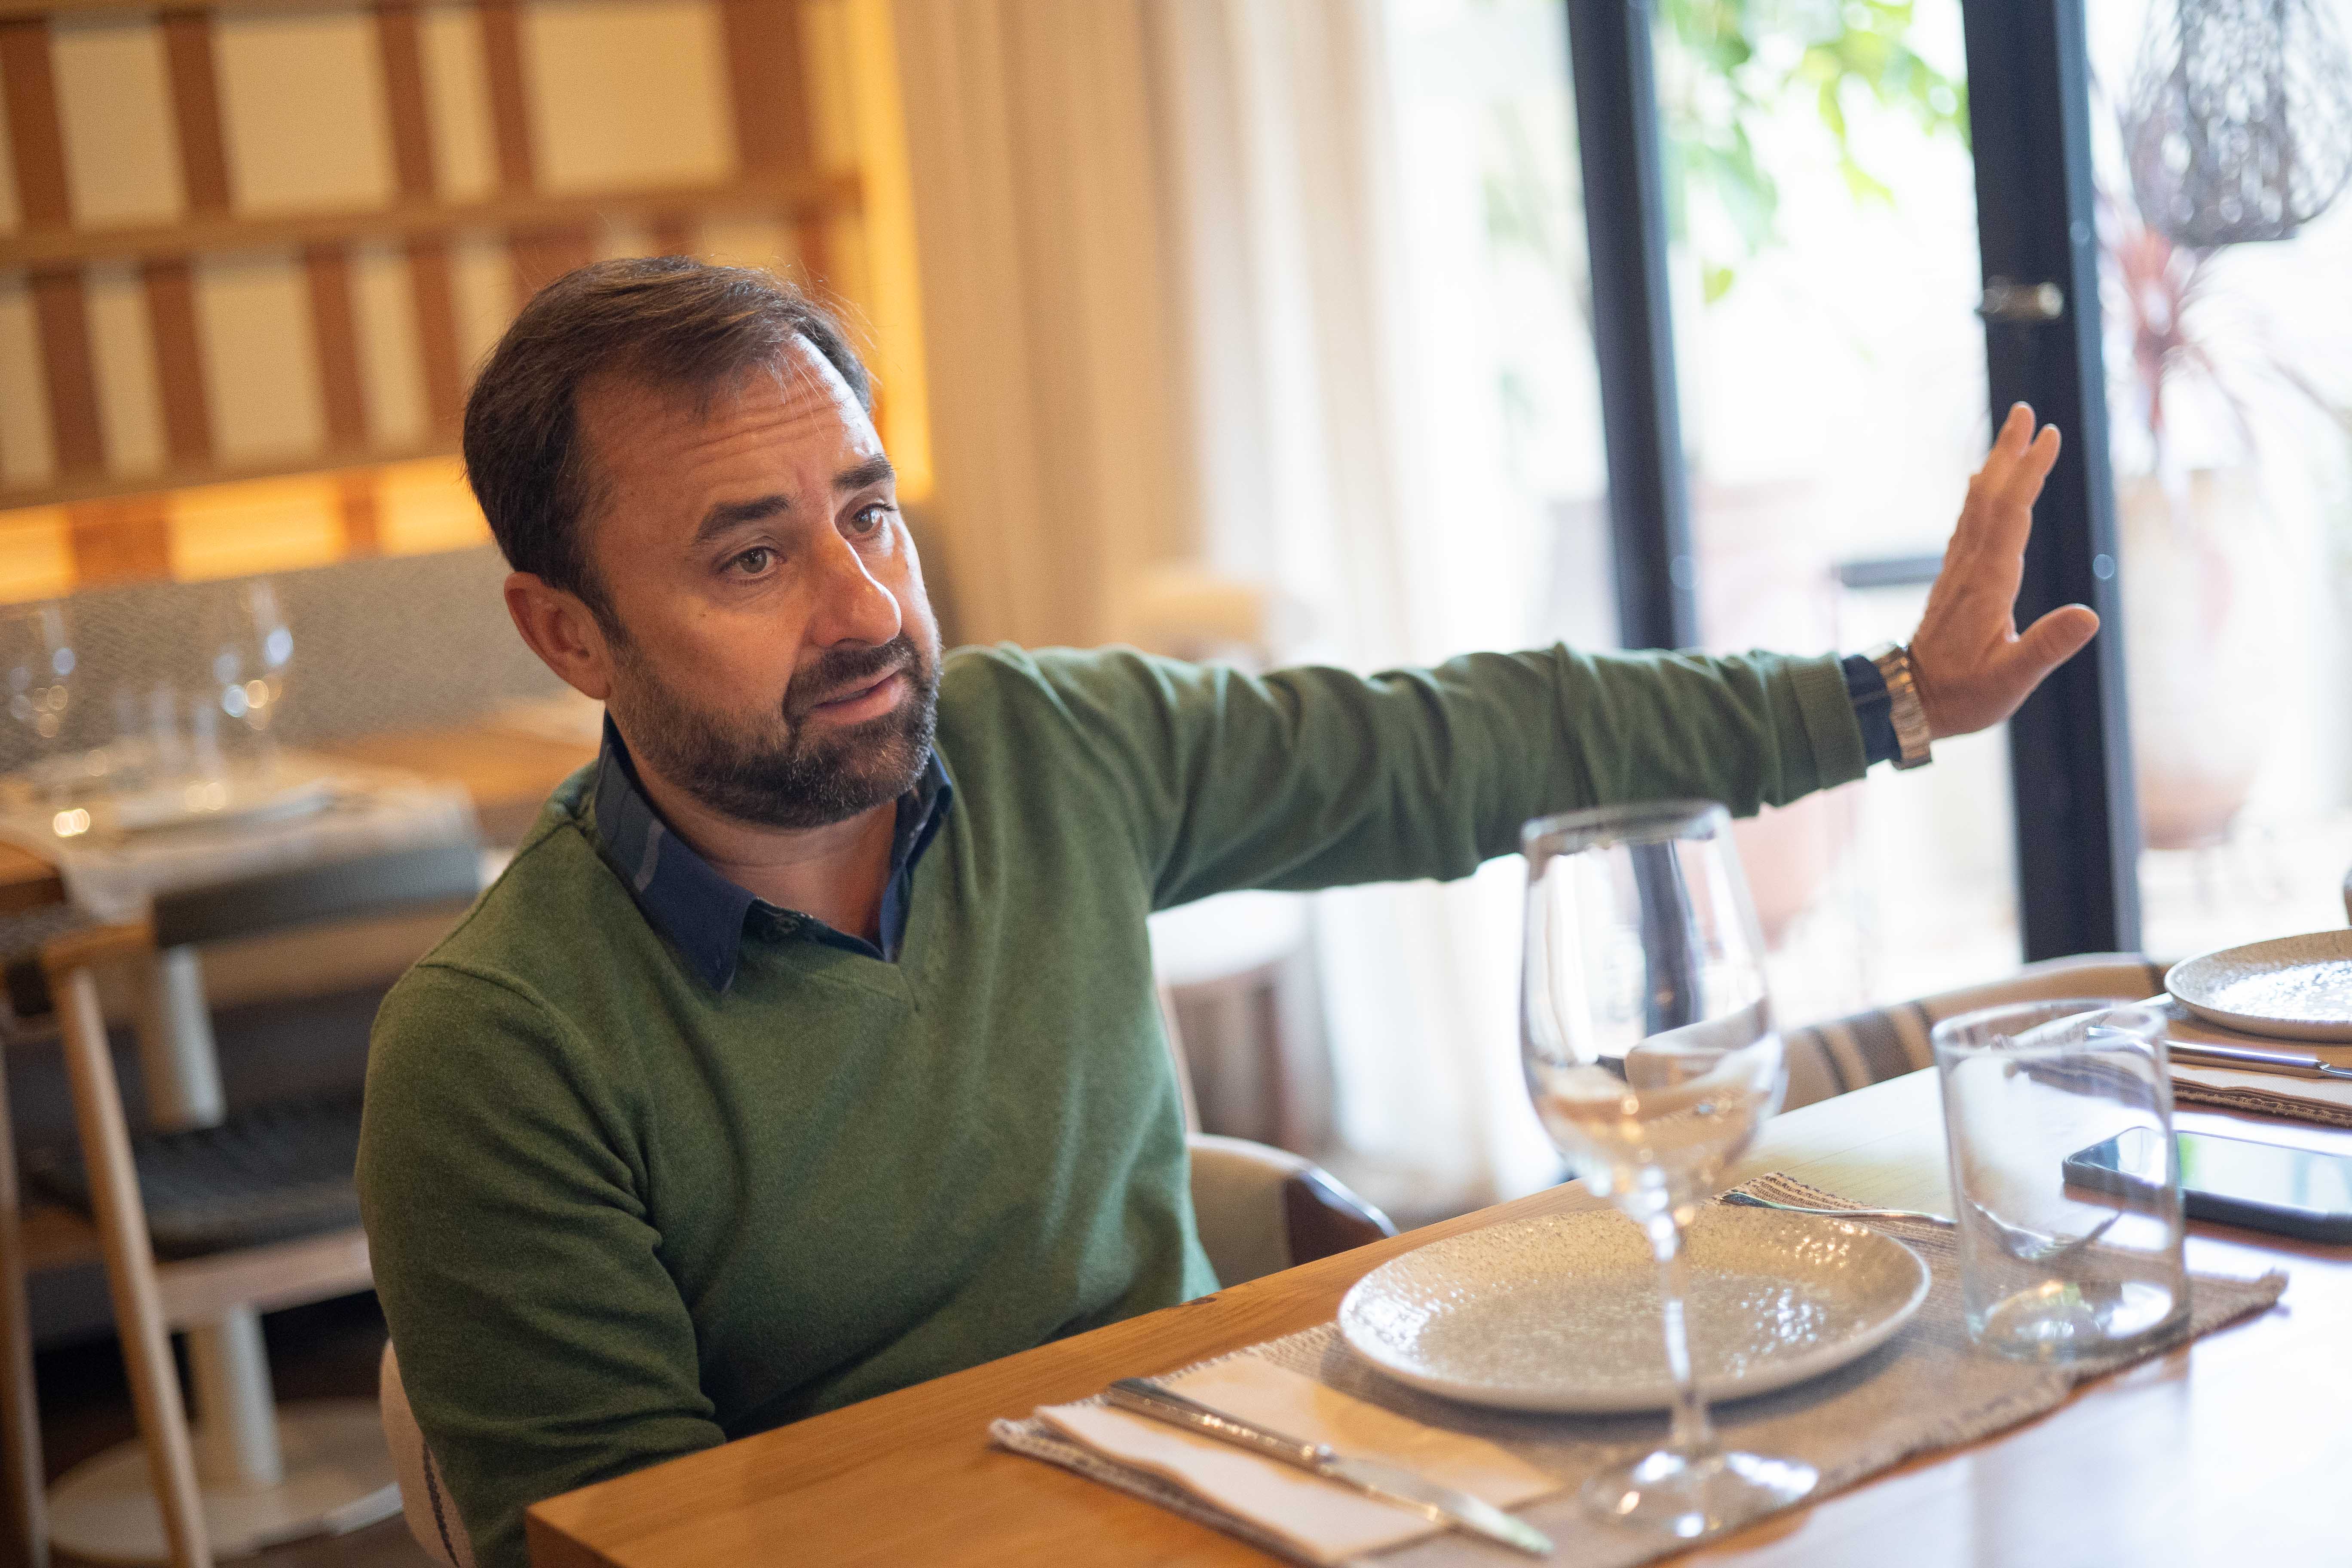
55, 969, 209, 1568
0, 1032, 47, 1568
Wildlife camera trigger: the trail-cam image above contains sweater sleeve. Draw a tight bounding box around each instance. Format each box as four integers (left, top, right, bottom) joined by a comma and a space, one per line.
356, 963, 725, 1568
1008, 643, 1868, 910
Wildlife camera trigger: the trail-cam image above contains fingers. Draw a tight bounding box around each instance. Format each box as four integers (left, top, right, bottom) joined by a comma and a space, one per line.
1999, 423, 2062, 511
2009, 603, 2101, 680
1951, 405, 2061, 572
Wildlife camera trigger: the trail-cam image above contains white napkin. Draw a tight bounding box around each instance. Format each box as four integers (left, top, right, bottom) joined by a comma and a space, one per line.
2157, 996, 2352, 1128
1033, 1360, 1559, 1565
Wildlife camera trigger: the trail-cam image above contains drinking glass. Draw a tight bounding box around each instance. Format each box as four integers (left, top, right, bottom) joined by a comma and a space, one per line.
1932, 999, 2187, 1362
1521, 800, 1816, 1537
193, 579, 293, 767
0, 602, 77, 784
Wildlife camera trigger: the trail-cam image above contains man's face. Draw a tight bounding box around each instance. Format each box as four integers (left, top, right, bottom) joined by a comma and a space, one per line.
573, 338, 941, 830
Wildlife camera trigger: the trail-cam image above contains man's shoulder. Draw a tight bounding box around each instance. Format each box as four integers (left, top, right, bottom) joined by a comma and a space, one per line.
937, 642, 1198, 733
383, 803, 642, 1032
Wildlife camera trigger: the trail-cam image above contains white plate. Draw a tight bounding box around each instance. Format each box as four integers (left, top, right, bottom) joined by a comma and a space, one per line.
1337, 1205, 1929, 1415
2168, 931, 2352, 1044
94, 773, 339, 837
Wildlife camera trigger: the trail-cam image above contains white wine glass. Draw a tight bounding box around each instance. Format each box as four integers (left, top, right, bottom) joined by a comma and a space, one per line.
193, 579, 293, 769
0, 602, 77, 794
1520, 800, 1816, 1537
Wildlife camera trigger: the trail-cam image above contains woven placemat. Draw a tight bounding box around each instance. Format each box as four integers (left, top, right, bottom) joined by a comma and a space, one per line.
994, 1172, 2286, 1566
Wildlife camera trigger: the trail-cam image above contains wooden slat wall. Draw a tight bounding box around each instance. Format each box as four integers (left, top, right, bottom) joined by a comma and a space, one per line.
0, 0, 882, 603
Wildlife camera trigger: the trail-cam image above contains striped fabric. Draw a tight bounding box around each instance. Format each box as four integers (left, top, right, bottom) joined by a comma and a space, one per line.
1781, 953, 2171, 1112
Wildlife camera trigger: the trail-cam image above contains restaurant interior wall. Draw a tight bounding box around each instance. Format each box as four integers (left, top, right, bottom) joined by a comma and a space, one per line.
0, 0, 930, 600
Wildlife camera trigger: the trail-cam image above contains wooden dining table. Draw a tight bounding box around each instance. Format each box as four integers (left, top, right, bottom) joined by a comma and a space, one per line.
0, 721, 596, 916
526, 1068, 2350, 1567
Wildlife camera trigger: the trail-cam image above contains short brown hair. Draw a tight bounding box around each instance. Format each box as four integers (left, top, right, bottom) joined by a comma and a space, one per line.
462, 257, 872, 614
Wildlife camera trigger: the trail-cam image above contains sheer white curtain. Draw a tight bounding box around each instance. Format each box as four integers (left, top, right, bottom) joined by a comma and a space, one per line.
891, 0, 1565, 1214
1152, 0, 1563, 1215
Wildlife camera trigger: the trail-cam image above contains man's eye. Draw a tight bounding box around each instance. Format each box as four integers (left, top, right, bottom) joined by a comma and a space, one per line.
848, 503, 894, 537
729, 546, 775, 575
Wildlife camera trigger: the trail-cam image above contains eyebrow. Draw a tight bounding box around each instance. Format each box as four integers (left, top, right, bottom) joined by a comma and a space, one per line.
689, 456, 896, 546
836, 454, 896, 493
692, 493, 789, 545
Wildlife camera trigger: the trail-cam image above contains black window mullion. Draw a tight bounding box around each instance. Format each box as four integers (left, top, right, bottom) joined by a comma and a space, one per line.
1566, 0, 1697, 652
1961, 0, 2144, 959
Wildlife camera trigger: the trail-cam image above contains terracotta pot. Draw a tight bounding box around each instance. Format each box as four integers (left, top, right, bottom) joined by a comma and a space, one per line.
2116, 469, 2278, 851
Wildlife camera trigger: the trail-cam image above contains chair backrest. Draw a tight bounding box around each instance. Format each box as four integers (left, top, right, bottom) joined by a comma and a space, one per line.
379, 1341, 473, 1568
1780, 952, 2170, 1112
150, 839, 483, 951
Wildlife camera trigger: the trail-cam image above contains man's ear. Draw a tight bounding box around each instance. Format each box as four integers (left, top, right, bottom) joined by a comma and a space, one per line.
504, 571, 617, 702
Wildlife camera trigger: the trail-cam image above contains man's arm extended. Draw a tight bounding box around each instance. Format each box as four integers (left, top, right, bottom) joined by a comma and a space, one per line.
1028, 401, 2093, 910
357, 965, 726, 1568
1016, 641, 1864, 911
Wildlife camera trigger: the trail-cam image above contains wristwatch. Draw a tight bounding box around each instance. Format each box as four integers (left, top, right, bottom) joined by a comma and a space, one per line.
1867, 642, 1934, 771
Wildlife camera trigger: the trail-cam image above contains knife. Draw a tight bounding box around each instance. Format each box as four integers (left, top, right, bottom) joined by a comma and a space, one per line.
2168, 1040, 2352, 1081
1104, 1377, 1553, 1556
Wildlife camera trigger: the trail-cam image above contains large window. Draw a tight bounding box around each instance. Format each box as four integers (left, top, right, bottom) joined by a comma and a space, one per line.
2086, 0, 2352, 959
1649, 0, 2016, 1020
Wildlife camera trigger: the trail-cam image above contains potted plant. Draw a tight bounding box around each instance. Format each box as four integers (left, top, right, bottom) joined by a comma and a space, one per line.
2099, 192, 2333, 850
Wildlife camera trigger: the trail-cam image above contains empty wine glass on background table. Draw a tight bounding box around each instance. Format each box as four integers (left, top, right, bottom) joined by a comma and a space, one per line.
193, 578, 293, 770
1521, 800, 1816, 1537
1, 601, 77, 789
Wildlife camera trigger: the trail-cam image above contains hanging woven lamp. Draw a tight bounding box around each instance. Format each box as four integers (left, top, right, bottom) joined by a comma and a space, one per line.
2121, 0, 2352, 246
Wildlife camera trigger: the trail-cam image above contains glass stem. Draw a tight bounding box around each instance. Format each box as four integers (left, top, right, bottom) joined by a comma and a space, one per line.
1646, 1210, 1719, 1461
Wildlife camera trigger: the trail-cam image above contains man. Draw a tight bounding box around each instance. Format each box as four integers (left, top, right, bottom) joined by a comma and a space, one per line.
357, 257, 2095, 1566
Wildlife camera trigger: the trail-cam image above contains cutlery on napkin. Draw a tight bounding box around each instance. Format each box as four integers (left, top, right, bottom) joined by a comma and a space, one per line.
1032, 1360, 1559, 1565
2152, 997, 2352, 1129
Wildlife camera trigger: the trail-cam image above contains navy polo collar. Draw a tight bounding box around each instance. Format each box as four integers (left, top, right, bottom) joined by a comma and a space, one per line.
589, 717, 952, 991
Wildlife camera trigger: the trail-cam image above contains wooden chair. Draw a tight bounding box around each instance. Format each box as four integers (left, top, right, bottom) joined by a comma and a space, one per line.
376, 1127, 1391, 1567
0, 841, 481, 1568
1779, 952, 2173, 1112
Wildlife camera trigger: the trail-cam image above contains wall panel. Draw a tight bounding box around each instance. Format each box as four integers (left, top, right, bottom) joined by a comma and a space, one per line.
528, 0, 732, 193
193, 251, 326, 460
51, 18, 182, 227
83, 261, 167, 474
0, 273, 54, 483
0, 0, 906, 595
216, 11, 396, 214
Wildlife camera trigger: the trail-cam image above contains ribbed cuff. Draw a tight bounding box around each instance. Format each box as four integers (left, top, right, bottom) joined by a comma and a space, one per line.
1789, 653, 1870, 791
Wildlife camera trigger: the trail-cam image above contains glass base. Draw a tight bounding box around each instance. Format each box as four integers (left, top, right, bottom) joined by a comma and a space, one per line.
1580, 1447, 1818, 1538
1971, 1278, 2186, 1364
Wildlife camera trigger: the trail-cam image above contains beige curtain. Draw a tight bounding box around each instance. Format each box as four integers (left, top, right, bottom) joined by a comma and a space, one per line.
889, 0, 1197, 649
891, 0, 1561, 1214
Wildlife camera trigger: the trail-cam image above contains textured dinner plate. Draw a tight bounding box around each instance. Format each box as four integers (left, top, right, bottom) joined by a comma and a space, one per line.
2168, 931, 2352, 1044
1337, 1205, 1929, 1414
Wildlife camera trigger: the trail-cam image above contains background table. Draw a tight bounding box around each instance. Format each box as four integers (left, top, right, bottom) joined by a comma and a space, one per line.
0, 722, 595, 916
0, 721, 593, 1556
527, 1069, 2349, 1567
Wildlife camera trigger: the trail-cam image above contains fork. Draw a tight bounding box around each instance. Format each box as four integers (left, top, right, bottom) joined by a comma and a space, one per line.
1721, 1190, 2122, 1266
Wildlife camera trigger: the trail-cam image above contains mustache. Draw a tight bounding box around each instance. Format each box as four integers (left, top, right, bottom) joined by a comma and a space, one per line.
783, 634, 924, 720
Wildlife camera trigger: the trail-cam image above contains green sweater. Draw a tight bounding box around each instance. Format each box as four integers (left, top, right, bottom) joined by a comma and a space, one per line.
355, 643, 1866, 1566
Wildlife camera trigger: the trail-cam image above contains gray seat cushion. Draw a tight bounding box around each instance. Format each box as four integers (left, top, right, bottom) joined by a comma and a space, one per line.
29, 1089, 363, 1259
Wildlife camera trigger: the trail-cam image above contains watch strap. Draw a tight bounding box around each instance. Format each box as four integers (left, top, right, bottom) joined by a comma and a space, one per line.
1865, 642, 1933, 770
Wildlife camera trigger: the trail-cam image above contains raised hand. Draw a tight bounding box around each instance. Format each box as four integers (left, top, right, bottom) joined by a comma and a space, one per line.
1909, 403, 2101, 739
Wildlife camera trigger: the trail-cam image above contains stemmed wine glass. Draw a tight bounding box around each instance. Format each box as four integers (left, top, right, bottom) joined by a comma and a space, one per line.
1520, 800, 1816, 1537
193, 579, 293, 772
0, 602, 77, 793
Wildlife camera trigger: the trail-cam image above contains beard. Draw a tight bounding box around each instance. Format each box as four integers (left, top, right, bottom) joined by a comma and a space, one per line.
609, 629, 940, 831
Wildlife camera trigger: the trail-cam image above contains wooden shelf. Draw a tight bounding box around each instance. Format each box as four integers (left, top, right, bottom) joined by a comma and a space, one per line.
0, 440, 461, 514
0, 0, 394, 17
0, 168, 861, 273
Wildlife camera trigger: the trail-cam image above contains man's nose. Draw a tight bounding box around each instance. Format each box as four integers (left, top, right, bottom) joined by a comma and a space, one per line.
806, 530, 904, 648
